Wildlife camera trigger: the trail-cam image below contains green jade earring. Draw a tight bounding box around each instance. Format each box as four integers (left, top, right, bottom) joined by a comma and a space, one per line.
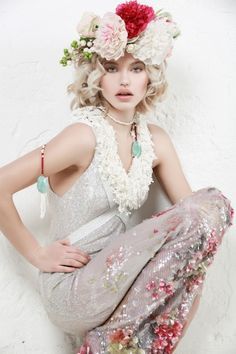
36, 144, 48, 218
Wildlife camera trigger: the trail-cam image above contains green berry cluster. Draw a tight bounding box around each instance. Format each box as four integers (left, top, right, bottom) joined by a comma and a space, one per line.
60, 37, 95, 66
60, 40, 79, 66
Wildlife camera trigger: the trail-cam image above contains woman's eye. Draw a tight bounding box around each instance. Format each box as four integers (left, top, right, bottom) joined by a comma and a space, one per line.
105, 66, 117, 73
132, 67, 143, 72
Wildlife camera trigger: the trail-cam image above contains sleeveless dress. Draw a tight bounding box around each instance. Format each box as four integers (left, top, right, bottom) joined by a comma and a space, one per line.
38, 106, 234, 354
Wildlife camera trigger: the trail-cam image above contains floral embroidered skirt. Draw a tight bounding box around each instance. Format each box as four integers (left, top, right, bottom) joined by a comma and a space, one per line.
40, 187, 234, 354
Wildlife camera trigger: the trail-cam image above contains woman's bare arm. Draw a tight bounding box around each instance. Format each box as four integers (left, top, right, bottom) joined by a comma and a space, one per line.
149, 124, 193, 205
0, 122, 95, 272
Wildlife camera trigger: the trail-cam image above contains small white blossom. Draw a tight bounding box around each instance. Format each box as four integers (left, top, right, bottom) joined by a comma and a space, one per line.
80, 39, 86, 47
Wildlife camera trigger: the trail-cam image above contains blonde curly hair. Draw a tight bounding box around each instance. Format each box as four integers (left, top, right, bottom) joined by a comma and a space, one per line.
67, 53, 168, 114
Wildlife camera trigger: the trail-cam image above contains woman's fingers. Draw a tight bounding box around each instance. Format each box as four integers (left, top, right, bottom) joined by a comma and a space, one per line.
61, 258, 85, 268
58, 238, 90, 256
57, 265, 76, 273
59, 238, 71, 246
51, 238, 91, 272
65, 253, 90, 265
65, 246, 90, 259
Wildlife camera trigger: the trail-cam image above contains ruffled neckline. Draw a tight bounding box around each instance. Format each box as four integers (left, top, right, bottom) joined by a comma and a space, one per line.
98, 108, 139, 176
71, 106, 157, 215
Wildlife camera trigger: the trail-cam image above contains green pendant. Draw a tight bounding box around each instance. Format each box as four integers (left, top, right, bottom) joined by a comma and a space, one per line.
132, 140, 142, 158
37, 175, 48, 193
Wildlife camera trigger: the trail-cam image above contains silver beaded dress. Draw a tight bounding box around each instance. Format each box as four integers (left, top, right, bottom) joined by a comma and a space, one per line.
38, 106, 234, 354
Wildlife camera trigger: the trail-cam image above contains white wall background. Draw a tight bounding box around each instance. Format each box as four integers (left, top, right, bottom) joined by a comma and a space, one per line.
0, 0, 235, 353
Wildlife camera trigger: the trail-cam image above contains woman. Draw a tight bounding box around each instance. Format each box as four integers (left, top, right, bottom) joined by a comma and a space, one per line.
0, 1, 234, 353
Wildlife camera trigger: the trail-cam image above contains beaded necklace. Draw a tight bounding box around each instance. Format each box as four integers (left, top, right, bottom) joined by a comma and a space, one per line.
104, 111, 142, 158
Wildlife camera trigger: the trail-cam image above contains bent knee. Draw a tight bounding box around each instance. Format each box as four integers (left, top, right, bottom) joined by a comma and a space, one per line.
180, 186, 233, 231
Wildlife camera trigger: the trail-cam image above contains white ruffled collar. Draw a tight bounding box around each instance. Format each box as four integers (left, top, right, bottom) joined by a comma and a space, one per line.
71, 106, 157, 215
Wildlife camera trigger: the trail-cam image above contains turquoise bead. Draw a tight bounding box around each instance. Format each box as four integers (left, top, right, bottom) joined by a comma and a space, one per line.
37, 175, 48, 193
132, 141, 142, 158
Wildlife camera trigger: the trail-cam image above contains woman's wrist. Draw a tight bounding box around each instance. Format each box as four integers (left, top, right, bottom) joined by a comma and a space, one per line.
26, 244, 45, 269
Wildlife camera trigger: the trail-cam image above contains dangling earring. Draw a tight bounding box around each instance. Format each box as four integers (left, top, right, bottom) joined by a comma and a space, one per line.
130, 122, 142, 157
36, 144, 48, 218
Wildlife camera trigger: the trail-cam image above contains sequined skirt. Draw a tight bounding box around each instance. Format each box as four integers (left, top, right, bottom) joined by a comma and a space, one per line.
38, 186, 234, 354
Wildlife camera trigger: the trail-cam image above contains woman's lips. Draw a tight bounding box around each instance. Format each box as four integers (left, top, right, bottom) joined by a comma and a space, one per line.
115, 94, 133, 101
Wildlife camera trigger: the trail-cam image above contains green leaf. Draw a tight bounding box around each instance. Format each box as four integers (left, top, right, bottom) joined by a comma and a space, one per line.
71, 40, 79, 49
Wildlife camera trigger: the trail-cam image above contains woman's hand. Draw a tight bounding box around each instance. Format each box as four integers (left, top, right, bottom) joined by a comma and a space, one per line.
33, 238, 91, 273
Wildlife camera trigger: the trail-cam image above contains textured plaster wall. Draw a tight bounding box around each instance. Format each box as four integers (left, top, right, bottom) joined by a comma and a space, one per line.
0, 1, 235, 353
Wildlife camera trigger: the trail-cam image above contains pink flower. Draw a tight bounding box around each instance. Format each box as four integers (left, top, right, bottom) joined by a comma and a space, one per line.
146, 279, 174, 299
205, 229, 219, 256
152, 321, 183, 353
109, 328, 133, 346
185, 274, 204, 292
159, 281, 174, 296
230, 206, 234, 225
93, 12, 127, 60
105, 246, 125, 268
116, 0, 155, 39
146, 280, 156, 291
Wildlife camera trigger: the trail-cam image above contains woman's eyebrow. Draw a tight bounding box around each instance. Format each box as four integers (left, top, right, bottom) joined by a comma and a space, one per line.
103, 60, 144, 65
103, 60, 117, 65
130, 60, 144, 65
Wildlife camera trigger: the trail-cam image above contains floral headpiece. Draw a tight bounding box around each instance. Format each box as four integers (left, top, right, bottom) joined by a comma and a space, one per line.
60, 0, 180, 67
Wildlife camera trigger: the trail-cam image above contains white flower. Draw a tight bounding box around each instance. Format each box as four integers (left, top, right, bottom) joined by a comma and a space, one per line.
80, 39, 86, 46
126, 19, 175, 65
76, 12, 101, 38
93, 12, 127, 60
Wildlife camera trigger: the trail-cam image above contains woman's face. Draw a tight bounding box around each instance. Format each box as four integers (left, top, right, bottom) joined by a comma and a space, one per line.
100, 52, 149, 113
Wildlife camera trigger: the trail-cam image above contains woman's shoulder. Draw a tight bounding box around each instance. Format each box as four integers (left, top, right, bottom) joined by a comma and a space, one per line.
147, 122, 167, 136
147, 123, 173, 145
53, 118, 96, 169
64, 106, 102, 150
147, 123, 175, 167
65, 121, 96, 145
70, 105, 103, 126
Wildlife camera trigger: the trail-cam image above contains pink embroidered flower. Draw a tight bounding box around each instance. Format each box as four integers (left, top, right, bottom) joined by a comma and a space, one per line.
116, 0, 155, 39
204, 229, 219, 256
105, 245, 125, 268
159, 280, 174, 296
152, 338, 172, 354
109, 328, 133, 346
93, 12, 127, 60
152, 321, 183, 353
146, 279, 174, 300
146, 280, 156, 291
229, 205, 234, 225
185, 273, 205, 292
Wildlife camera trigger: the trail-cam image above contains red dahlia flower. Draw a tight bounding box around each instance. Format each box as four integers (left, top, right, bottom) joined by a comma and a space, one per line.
116, 0, 155, 39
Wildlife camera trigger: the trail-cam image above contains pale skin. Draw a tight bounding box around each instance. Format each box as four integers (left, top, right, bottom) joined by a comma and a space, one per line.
0, 52, 200, 345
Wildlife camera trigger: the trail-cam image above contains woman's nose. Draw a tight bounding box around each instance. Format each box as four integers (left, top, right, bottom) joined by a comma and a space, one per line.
120, 70, 130, 86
